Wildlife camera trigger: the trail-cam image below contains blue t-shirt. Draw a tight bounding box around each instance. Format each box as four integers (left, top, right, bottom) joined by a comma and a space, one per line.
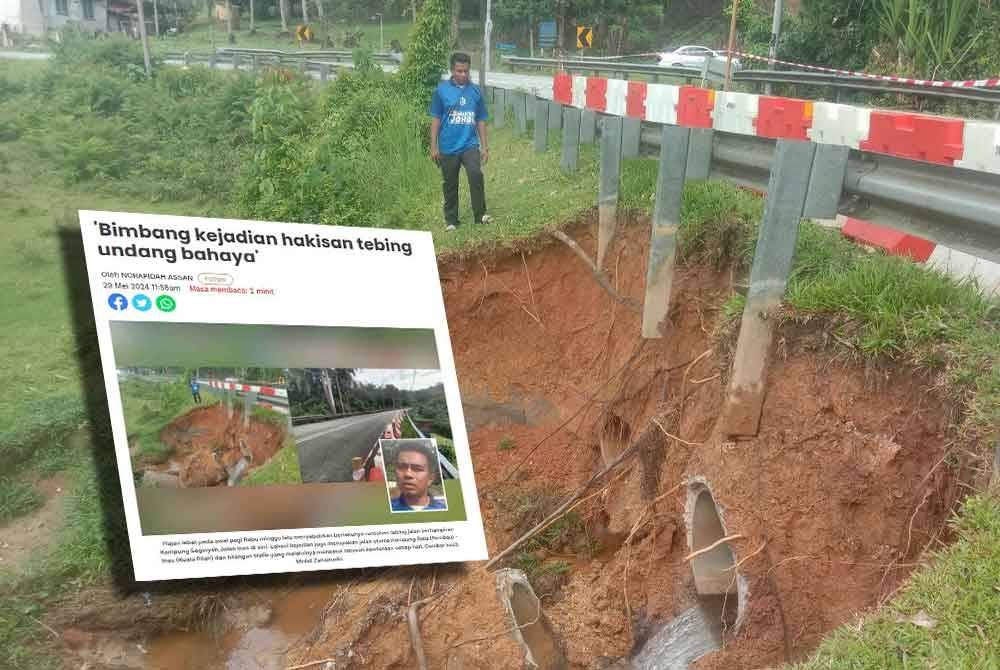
429, 79, 488, 156
190, 382, 199, 393
391, 496, 448, 512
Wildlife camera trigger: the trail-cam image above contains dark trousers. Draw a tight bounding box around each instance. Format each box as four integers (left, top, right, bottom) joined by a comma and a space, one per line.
439, 148, 486, 227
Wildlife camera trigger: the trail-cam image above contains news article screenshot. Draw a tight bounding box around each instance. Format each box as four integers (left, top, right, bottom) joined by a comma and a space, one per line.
7, 5, 1000, 667
79, 210, 487, 581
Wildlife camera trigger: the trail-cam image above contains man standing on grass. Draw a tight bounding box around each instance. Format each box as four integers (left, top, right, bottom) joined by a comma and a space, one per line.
189, 379, 202, 404
429, 52, 492, 232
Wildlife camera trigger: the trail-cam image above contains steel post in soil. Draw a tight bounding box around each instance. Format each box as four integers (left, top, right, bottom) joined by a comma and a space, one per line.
580, 109, 597, 143
561, 106, 582, 173
513, 91, 528, 135
598, 115, 623, 267
534, 95, 549, 153
643, 125, 691, 339
686, 128, 714, 180
494, 88, 507, 129
722, 139, 816, 437
622, 117, 641, 158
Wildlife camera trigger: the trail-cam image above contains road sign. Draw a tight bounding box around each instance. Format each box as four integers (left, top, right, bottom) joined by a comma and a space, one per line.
538, 20, 557, 48
577, 25, 592, 49
296, 24, 313, 42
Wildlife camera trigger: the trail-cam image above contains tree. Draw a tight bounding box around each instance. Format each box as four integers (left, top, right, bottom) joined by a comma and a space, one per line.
400, 0, 449, 95
450, 0, 459, 44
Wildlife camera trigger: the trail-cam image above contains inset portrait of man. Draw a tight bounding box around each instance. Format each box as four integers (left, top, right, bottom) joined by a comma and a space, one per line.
388, 441, 447, 512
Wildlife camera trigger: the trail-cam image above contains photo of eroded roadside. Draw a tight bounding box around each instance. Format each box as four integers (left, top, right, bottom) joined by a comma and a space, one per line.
119, 367, 301, 488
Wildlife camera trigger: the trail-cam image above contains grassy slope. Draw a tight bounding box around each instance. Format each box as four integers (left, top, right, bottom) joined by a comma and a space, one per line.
0, 56, 997, 668
152, 17, 415, 55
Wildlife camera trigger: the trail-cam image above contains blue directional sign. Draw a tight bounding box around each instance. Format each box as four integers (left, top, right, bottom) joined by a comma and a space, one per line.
538, 20, 557, 48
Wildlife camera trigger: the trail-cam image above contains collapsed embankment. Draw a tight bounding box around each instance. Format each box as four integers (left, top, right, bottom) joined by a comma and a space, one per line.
140, 404, 286, 487
50, 210, 970, 669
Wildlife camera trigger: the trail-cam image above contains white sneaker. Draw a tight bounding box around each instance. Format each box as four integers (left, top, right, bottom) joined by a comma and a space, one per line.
445, 224, 457, 231
480, 214, 493, 225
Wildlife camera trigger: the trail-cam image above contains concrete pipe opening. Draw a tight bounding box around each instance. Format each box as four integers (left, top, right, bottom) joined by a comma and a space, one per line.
600, 414, 631, 466
690, 487, 740, 637
508, 581, 567, 670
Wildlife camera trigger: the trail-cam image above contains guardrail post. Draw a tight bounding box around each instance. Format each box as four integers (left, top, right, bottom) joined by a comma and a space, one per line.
803, 144, 849, 219
243, 391, 257, 429
232, 53, 242, 71
250, 55, 257, 73
561, 107, 582, 173
226, 387, 234, 418
319, 63, 330, 82
494, 88, 508, 129
526, 94, 536, 122
513, 91, 528, 135
642, 125, 691, 338
622, 117, 641, 158
685, 128, 714, 180
534, 95, 549, 153
580, 109, 597, 144
547, 101, 562, 131
209, 53, 217, 69
722, 139, 816, 437
183, 51, 190, 67
598, 115, 623, 267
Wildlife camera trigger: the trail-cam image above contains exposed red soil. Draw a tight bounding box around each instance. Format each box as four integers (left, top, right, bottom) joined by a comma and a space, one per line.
53, 210, 962, 669
158, 404, 285, 487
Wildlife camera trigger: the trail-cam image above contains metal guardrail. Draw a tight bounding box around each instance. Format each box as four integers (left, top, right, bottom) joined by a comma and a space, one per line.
501, 55, 1000, 107
735, 69, 1000, 105
630, 125, 1000, 263
502, 55, 716, 83
404, 412, 459, 479
216, 47, 400, 64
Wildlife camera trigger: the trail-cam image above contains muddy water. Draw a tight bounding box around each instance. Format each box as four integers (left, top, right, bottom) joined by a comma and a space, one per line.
146, 583, 338, 669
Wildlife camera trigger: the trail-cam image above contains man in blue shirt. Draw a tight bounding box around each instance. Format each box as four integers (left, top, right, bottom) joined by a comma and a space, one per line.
189, 379, 202, 404
429, 52, 491, 231
390, 442, 448, 512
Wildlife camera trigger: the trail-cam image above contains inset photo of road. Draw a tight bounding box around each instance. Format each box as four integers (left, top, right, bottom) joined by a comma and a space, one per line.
117, 367, 300, 489
286, 368, 458, 485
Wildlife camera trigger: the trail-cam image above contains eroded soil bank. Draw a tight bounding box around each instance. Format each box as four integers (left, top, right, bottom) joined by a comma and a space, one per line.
140, 404, 286, 488
48, 211, 962, 669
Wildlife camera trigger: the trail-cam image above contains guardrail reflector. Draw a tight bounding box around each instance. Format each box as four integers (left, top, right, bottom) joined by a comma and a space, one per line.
754, 96, 813, 140
859, 112, 965, 166
553, 72, 573, 105
585, 77, 608, 112
677, 86, 715, 128
626, 81, 648, 119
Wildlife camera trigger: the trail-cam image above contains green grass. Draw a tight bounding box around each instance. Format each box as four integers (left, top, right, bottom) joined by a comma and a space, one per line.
118, 376, 210, 465
153, 17, 415, 55
241, 438, 302, 486
498, 435, 516, 451
792, 494, 1000, 670
0, 52, 998, 670
0, 477, 44, 524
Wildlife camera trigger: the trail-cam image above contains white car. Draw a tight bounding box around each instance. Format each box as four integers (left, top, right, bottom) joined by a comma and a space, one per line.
658, 45, 740, 72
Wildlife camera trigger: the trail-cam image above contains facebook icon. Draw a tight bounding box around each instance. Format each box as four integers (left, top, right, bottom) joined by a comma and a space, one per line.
107, 293, 128, 311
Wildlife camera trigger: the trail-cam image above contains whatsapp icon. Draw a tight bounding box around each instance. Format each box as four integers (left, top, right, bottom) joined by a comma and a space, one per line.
155, 295, 177, 312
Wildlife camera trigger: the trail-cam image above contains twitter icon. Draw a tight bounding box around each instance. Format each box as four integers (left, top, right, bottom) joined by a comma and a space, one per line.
132, 294, 153, 312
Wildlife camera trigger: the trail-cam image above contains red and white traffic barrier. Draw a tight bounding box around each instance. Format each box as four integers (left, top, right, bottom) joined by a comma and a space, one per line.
834, 215, 1000, 294
199, 379, 289, 398
537, 72, 1000, 175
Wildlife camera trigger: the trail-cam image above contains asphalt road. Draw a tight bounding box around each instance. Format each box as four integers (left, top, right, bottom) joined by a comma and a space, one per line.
292, 410, 397, 484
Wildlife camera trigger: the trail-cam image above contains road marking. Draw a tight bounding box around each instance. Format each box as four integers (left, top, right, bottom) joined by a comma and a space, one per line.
294, 412, 395, 444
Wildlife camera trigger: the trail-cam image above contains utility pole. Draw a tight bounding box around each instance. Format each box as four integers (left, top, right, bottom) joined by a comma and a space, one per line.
723, 0, 739, 91
479, 0, 492, 90
411, 0, 416, 24
765, 0, 783, 95
250, 0, 255, 32
225, 0, 233, 38
301, 0, 308, 25
135, 0, 152, 76
152, 0, 159, 37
